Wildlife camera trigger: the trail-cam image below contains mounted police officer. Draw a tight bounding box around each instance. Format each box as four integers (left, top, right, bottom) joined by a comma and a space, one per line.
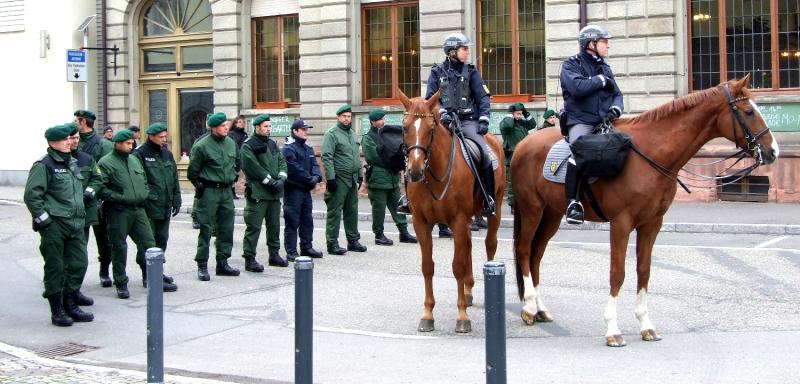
560, 25, 623, 224
240, 114, 289, 270
499, 103, 536, 213
25, 125, 95, 326
132, 123, 180, 292
282, 119, 323, 261
74, 110, 113, 288
187, 112, 240, 280
93, 129, 156, 299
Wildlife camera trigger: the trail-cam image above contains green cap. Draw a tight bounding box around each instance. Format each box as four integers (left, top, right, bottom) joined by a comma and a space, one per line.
206, 112, 227, 128
336, 104, 352, 116
63, 122, 79, 136
507, 103, 525, 113
368, 109, 386, 122
112, 129, 135, 142
73, 110, 96, 120
146, 123, 167, 135
252, 114, 271, 126
44, 125, 69, 141
543, 109, 556, 119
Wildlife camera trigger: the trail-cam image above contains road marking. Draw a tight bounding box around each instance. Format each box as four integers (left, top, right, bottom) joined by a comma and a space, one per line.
753, 235, 789, 249
286, 324, 439, 340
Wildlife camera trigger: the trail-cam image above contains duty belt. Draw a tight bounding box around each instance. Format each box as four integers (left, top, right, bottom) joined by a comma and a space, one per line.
199, 178, 231, 188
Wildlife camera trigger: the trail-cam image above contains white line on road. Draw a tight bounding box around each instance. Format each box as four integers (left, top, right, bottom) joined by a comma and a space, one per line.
286, 324, 439, 340
753, 235, 789, 249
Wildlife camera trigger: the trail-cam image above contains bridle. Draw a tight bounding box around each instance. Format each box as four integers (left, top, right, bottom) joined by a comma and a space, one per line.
722, 83, 771, 165
403, 111, 457, 200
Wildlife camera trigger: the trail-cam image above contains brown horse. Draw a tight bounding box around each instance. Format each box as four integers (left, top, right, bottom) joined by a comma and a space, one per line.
398, 90, 505, 333
512, 75, 779, 346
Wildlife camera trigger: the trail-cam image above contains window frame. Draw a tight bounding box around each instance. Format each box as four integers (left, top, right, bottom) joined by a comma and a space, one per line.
687, 0, 800, 94
476, 0, 545, 102
361, 1, 420, 106
251, 14, 301, 109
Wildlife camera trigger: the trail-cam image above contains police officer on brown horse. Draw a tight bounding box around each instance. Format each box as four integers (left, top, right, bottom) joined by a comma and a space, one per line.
560, 25, 623, 224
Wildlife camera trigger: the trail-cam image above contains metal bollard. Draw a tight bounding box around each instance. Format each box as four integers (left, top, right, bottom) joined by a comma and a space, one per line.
295, 256, 314, 384
145, 247, 164, 384
484, 261, 506, 384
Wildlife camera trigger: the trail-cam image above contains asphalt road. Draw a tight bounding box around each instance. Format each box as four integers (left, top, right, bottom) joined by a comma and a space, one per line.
0, 203, 798, 383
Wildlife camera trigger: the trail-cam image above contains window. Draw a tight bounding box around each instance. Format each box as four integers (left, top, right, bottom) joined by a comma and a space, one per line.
252, 15, 300, 108
142, 0, 212, 36
689, 0, 800, 91
477, 0, 546, 100
139, 0, 212, 76
362, 2, 420, 103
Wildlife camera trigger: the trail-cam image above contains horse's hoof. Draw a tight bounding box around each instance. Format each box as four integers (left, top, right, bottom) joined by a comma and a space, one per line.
535, 310, 554, 323
520, 309, 536, 326
641, 329, 662, 342
466, 293, 473, 307
455, 319, 472, 333
605, 335, 627, 347
418, 319, 435, 332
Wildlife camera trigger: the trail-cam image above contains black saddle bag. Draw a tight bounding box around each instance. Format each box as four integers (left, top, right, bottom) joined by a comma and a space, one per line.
571, 131, 632, 177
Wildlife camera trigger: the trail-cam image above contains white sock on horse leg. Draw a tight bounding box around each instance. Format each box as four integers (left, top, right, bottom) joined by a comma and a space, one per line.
522, 274, 538, 314
534, 285, 549, 313
635, 288, 655, 332
604, 295, 622, 337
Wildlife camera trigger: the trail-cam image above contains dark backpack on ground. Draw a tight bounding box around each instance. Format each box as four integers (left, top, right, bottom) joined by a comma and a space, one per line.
570, 131, 631, 177
369, 124, 405, 173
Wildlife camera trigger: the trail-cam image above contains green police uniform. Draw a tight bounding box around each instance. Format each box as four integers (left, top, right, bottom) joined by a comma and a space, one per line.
24, 147, 88, 299
321, 120, 363, 247
187, 130, 239, 266
133, 136, 181, 267
241, 132, 288, 261
93, 132, 155, 291
362, 125, 408, 236
78, 128, 113, 276
499, 105, 536, 207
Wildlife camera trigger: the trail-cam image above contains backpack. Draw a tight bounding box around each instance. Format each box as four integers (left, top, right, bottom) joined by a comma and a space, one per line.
369, 124, 405, 173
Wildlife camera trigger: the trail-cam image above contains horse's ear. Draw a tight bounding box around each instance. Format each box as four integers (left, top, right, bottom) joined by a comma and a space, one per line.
738, 73, 752, 89
426, 91, 441, 112
398, 89, 412, 110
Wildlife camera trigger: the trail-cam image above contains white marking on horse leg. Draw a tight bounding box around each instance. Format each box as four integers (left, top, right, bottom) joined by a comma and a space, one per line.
635, 288, 655, 332
522, 274, 538, 314
604, 295, 622, 337
534, 285, 549, 314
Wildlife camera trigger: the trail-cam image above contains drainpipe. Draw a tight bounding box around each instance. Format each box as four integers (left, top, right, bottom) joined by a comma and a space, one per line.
101, 0, 108, 128
579, 0, 587, 28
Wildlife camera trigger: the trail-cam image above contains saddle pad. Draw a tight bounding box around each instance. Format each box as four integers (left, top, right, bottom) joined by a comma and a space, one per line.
542, 139, 598, 184
462, 138, 499, 171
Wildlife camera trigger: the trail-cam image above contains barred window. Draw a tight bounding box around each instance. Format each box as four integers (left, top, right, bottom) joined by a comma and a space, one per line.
362, 2, 421, 103
252, 15, 300, 107
477, 0, 546, 100
690, 0, 800, 91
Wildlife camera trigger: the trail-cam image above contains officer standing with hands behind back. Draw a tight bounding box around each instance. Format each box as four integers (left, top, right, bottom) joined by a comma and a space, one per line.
499, 103, 536, 213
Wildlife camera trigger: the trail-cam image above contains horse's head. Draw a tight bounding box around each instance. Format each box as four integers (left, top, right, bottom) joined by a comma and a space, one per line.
399, 90, 442, 182
717, 74, 779, 165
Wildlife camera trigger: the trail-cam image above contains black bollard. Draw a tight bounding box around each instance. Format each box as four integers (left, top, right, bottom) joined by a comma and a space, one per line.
145, 247, 164, 384
484, 261, 506, 384
295, 256, 313, 384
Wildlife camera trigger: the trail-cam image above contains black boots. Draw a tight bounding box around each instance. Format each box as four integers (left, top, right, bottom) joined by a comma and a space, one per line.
398, 227, 417, 243
47, 294, 73, 327
99, 262, 112, 288
480, 167, 496, 217
73, 290, 94, 306
142, 267, 178, 292
197, 262, 211, 281
327, 244, 347, 255
216, 261, 240, 276
438, 224, 453, 238
347, 240, 367, 252
565, 162, 584, 225
63, 291, 94, 322
115, 283, 130, 299
397, 195, 411, 215
375, 233, 393, 246
300, 248, 323, 258
268, 251, 288, 268
245, 256, 265, 272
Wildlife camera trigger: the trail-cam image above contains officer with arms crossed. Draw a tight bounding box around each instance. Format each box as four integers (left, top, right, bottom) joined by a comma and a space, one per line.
560, 25, 623, 224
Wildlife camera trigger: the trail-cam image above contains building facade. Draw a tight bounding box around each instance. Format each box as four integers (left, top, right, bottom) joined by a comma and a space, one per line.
3, 0, 798, 201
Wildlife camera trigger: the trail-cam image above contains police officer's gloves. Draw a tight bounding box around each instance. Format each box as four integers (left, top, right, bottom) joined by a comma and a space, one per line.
606, 106, 622, 121
171, 206, 180, 217
440, 112, 453, 128
83, 187, 95, 201
32, 213, 52, 232
604, 76, 617, 91
357, 176, 364, 188
477, 120, 489, 135
268, 179, 285, 193
522, 107, 531, 119
326, 179, 337, 193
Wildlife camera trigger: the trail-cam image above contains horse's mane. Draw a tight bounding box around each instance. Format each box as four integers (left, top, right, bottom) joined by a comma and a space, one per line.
624, 84, 725, 125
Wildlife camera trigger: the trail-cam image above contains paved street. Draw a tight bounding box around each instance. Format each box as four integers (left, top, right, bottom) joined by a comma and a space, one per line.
0, 186, 798, 383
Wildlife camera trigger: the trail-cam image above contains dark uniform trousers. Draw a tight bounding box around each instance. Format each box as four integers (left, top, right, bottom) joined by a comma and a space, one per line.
367, 185, 406, 235
283, 186, 314, 253
324, 175, 360, 245
194, 186, 235, 263
105, 204, 155, 286
90, 214, 112, 267
135, 217, 171, 266
40, 217, 88, 298
243, 198, 281, 256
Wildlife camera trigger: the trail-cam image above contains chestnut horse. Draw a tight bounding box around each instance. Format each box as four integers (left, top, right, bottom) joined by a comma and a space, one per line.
398, 90, 505, 333
512, 75, 779, 346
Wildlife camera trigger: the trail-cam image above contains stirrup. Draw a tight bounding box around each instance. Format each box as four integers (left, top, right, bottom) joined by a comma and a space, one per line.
565, 200, 584, 224
482, 197, 496, 217
397, 195, 411, 215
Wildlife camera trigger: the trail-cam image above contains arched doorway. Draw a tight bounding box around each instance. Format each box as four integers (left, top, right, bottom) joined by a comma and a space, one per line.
139, 0, 214, 158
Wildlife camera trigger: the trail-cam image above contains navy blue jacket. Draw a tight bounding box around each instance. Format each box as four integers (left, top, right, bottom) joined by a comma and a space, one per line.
426, 59, 491, 121
282, 135, 321, 191
560, 51, 624, 126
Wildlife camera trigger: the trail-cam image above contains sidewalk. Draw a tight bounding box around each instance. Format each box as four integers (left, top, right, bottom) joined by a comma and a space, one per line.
1, 186, 797, 235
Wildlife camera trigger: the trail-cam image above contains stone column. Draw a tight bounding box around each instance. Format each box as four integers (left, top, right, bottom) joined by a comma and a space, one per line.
211, 0, 244, 118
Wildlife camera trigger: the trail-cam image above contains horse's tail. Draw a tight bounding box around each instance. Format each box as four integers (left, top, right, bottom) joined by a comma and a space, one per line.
513, 194, 525, 301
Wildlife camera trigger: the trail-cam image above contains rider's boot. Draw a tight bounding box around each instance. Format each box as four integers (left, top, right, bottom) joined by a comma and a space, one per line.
396, 195, 411, 215
480, 166, 496, 217
565, 161, 584, 225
